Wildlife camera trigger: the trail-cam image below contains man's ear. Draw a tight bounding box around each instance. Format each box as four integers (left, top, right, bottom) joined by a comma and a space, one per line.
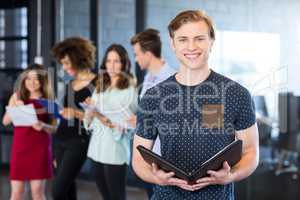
145, 51, 152, 59
209, 39, 215, 52
169, 37, 175, 51
210, 38, 215, 47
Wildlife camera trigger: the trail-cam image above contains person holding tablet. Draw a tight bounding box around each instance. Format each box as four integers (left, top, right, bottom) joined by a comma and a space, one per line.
132, 10, 259, 200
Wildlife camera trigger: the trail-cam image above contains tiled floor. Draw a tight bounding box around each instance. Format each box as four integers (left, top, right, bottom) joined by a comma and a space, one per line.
0, 169, 148, 200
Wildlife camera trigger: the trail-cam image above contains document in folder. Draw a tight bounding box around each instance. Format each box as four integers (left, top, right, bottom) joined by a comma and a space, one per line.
137, 140, 242, 184
79, 102, 98, 112
6, 104, 38, 126
80, 102, 135, 129
103, 109, 135, 129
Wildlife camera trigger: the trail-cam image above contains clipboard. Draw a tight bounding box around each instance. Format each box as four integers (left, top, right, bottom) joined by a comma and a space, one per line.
137, 140, 242, 184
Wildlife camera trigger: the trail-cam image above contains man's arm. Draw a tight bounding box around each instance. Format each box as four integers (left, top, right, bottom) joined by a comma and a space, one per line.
132, 134, 193, 190
230, 123, 259, 181
192, 123, 259, 190
132, 135, 156, 183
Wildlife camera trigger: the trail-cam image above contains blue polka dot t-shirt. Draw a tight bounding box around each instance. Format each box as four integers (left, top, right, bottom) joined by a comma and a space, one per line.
136, 70, 256, 200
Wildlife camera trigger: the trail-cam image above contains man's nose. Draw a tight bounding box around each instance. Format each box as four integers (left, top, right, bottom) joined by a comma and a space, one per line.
187, 40, 196, 51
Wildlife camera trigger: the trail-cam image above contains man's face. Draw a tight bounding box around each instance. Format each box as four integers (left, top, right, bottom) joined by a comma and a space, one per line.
133, 43, 151, 70
171, 20, 214, 71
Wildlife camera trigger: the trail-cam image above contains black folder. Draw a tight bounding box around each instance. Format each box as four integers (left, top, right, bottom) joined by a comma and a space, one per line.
137, 140, 242, 184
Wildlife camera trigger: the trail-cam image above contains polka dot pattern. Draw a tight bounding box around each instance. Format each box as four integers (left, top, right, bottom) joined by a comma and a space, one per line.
136, 70, 256, 200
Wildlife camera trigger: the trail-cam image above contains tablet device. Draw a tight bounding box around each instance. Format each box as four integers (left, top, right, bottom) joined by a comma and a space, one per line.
137, 140, 242, 184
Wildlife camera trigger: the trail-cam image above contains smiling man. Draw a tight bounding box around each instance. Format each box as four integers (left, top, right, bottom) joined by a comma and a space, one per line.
132, 10, 259, 200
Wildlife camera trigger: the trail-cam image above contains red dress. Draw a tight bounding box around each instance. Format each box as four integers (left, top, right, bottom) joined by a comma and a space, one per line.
10, 99, 53, 180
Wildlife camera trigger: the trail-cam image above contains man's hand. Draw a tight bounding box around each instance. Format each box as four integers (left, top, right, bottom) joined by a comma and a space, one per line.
191, 161, 233, 191
151, 163, 194, 191
133, 135, 194, 191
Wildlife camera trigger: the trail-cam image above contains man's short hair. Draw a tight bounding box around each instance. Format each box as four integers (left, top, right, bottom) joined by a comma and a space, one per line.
168, 10, 215, 40
130, 28, 162, 58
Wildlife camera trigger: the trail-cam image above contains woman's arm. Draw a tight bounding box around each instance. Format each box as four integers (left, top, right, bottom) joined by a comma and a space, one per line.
74, 109, 84, 120
2, 93, 23, 126
2, 110, 12, 126
93, 111, 115, 128
61, 106, 114, 128
126, 87, 139, 128
32, 121, 58, 134
60, 107, 84, 121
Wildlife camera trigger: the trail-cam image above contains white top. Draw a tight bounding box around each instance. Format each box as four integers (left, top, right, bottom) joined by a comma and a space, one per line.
84, 86, 138, 165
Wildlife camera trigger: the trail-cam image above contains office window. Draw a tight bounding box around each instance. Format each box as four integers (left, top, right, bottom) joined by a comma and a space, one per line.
0, 7, 28, 69
210, 31, 282, 119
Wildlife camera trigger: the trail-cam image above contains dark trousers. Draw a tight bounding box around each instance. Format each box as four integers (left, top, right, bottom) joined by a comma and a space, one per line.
52, 138, 89, 200
92, 160, 127, 200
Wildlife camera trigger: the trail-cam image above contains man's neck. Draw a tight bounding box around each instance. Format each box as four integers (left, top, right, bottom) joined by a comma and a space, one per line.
176, 65, 211, 86
148, 58, 165, 75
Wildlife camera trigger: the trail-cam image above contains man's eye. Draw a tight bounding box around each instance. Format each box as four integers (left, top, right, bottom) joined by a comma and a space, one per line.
195, 37, 206, 41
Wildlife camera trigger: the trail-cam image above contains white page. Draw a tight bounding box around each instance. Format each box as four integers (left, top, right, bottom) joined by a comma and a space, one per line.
6, 104, 38, 126
102, 108, 134, 129
79, 102, 98, 112
80, 102, 135, 129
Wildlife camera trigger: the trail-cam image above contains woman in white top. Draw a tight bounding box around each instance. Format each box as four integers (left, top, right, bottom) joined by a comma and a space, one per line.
84, 44, 137, 200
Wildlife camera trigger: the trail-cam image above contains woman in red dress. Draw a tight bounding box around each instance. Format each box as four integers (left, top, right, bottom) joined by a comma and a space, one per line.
2, 64, 56, 200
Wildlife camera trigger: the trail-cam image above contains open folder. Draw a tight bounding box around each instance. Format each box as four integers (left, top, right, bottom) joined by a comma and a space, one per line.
137, 140, 242, 184
80, 102, 135, 129
37, 99, 63, 120
103, 109, 135, 129
79, 102, 98, 112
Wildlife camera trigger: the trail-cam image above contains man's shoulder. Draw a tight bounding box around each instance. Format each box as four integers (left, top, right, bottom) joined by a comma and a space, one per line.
212, 71, 250, 94
158, 63, 177, 80
144, 75, 176, 95
163, 63, 177, 74
211, 70, 235, 84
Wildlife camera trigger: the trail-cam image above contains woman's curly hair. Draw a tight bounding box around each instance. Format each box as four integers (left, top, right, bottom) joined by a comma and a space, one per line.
51, 37, 96, 71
